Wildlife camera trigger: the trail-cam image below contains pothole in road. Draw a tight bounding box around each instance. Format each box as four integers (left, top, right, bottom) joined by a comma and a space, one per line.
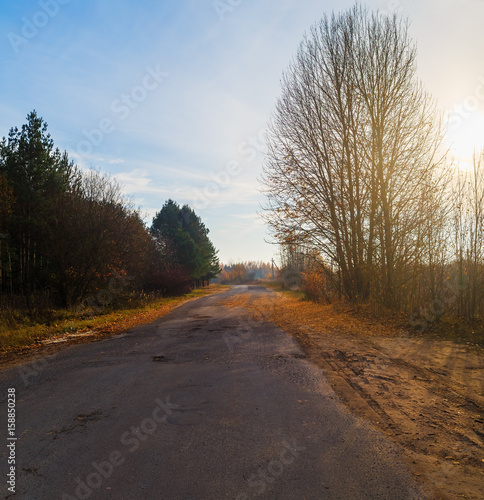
50, 409, 105, 438
152, 355, 169, 362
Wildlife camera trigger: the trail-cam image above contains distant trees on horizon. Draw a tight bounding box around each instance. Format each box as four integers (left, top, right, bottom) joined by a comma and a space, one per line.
217, 261, 273, 284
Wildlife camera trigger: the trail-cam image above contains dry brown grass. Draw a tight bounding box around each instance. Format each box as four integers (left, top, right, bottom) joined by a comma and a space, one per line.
221, 291, 399, 344
0, 285, 228, 363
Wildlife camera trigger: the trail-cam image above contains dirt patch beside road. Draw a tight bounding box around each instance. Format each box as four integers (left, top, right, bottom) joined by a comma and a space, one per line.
222, 290, 484, 500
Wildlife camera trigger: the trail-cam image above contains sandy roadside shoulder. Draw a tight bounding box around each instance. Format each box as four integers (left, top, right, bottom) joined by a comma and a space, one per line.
222, 290, 484, 500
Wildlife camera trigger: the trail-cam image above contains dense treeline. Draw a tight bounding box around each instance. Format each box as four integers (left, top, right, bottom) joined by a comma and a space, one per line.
0, 111, 220, 310
149, 199, 221, 293
262, 6, 484, 328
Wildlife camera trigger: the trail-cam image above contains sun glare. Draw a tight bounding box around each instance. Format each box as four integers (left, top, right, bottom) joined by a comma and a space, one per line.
445, 111, 484, 164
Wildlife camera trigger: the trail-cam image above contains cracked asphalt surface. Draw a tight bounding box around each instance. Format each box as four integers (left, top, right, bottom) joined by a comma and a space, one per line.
0, 286, 423, 499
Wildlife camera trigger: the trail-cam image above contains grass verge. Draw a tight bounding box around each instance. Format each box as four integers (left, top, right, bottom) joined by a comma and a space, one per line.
222, 288, 401, 343
253, 281, 484, 346
0, 285, 228, 356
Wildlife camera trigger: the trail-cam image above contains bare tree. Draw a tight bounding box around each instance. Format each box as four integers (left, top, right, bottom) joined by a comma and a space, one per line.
47, 169, 154, 307
262, 5, 445, 307
450, 152, 484, 320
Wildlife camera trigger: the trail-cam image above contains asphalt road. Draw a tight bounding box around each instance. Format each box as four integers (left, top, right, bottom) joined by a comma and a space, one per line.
0, 286, 423, 499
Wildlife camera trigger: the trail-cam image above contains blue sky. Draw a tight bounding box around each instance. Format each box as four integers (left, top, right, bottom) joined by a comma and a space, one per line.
1, 0, 484, 263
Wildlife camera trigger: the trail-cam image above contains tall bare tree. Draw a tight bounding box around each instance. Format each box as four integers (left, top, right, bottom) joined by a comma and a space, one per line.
450, 152, 484, 320
262, 5, 445, 307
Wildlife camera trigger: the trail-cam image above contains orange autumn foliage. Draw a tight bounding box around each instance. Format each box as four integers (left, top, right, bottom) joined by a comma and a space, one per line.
301, 266, 327, 303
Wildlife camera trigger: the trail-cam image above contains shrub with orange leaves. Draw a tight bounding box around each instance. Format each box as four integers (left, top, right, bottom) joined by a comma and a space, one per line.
301, 265, 327, 303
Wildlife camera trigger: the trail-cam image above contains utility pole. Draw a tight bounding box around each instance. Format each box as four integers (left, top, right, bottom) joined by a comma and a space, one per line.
271, 258, 280, 280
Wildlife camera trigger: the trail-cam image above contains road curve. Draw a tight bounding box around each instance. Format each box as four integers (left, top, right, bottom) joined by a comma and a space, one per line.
0, 286, 423, 499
